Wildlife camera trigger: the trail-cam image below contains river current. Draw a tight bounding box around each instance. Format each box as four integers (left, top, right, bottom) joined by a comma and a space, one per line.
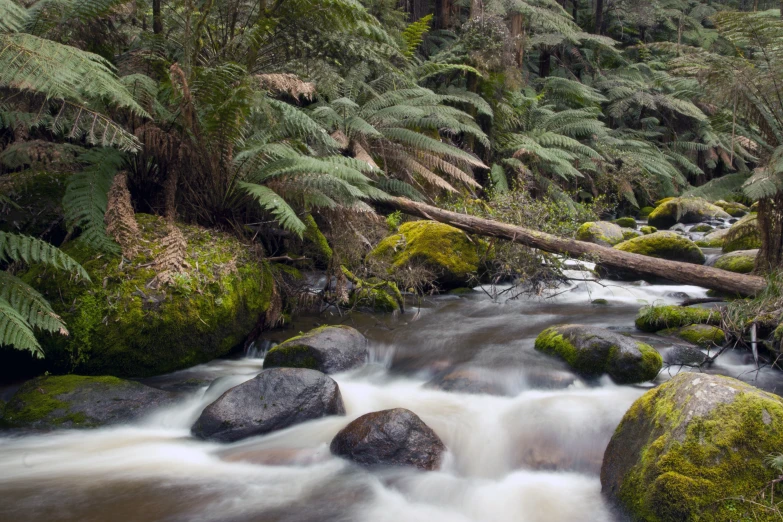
0, 266, 780, 522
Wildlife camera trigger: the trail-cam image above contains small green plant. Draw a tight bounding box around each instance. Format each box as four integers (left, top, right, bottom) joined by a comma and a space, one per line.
386, 211, 403, 231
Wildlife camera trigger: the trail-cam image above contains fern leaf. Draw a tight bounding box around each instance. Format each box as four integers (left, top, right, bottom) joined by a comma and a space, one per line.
0, 297, 44, 357
0, 271, 66, 335
0, 232, 90, 281
238, 182, 306, 236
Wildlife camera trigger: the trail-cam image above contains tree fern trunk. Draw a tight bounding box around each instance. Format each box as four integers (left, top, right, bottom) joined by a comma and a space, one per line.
756, 193, 783, 272
153, 0, 162, 34
435, 0, 452, 29
538, 50, 551, 78
594, 0, 604, 34
509, 13, 525, 67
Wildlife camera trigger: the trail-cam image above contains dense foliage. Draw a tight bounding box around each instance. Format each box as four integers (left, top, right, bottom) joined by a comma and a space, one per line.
3, 0, 783, 352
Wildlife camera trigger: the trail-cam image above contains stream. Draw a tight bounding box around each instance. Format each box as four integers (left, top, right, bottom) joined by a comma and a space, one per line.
1, 265, 781, 522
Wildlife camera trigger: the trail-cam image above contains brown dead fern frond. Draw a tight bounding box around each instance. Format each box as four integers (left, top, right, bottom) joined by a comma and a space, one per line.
150, 223, 189, 287
256, 73, 316, 100
105, 172, 140, 259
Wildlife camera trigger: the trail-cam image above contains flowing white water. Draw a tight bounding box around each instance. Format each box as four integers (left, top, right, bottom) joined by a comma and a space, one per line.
0, 274, 779, 522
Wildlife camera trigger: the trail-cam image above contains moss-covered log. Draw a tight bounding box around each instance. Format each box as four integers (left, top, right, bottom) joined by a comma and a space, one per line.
384, 197, 766, 296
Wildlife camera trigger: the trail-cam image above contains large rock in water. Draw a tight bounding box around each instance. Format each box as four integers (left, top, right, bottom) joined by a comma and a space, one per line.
601, 373, 783, 521
614, 231, 705, 265
723, 213, 762, 253
20, 214, 275, 378
192, 368, 345, 442
635, 305, 721, 333
0, 375, 175, 430
330, 408, 445, 470
647, 197, 731, 229
575, 221, 625, 247
534, 325, 662, 384
369, 220, 482, 290
713, 249, 758, 274
263, 325, 368, 373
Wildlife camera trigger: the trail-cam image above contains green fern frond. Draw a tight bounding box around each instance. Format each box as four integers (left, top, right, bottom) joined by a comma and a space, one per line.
238, 182, 306, 236
401, 14, 432, 57
0, 271, 66, 335
0, 297, 43, 357
0, 0, 27, 32
0, 232, 89, 280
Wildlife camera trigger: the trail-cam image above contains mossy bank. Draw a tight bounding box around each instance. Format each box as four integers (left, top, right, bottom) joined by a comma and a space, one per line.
22, 214, 275, 377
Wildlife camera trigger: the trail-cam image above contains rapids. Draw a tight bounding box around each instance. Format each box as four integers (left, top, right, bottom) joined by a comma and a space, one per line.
1, 269, 780, 522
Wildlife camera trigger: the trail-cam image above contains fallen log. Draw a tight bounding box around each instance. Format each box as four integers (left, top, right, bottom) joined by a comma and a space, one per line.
385, 197, 767, 297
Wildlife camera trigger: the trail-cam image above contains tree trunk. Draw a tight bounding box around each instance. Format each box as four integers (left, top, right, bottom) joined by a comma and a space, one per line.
538, 49, 551, 78
153, 0, 162, 34
594, 0, 604, 34
435, 0, 452, 29
572, 0, 578, 23
509, 13, 525, 67
756, 193, 783, 272
384, 197, 767, 296
471, 0, 483, 17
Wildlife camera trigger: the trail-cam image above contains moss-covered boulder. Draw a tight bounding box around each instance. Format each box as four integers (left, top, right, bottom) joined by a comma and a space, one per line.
262, 325, 368, 374
0, 375, 175, 430
660, 324, 726, 348
714, 249, 758, 274
23, 214, 274, 377
369, 221, 481, 289
340, 266, 403, 313
534, 325, 662, 384
635, 305, 721, 333
714, 199, 749, 217
575, 221, 625, 246
621, 228, 642, 240
695, 227, 729, 248
648, 197, 731, 230
0, 170, 68, 241
601, 373, 783, 521
615, 217, 637, 229
723, 213, 761, 253
614, 231, 705, 265
639, 225, 657, 235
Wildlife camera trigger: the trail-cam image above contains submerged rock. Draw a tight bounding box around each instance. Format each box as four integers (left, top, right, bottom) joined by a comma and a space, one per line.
1, 375, 175, 430
330, 408, 445, 470
695, 227, 730, 248
192, 368, 345, 442
369, 220, 482, 290
714, 249, 758, 274
659, 324, 726, 348
20, 214, 276, 378
575, 221, 625, 247
601, 373, 783, 521
723, 213, 762, 253
425, 365, 578, 396
689, 223, 713, 233
635, 305, 721, 333
647, 197, 731, 229
534, 325, 662, 384
263, 325, 368, 374
614, 231, 705, 265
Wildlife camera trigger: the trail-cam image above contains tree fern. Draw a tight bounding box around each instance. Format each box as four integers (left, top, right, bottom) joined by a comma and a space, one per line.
0, 272, 66, 337
0, 298, 44, 357
0, 232, 90, 281
238, 182, 307, 236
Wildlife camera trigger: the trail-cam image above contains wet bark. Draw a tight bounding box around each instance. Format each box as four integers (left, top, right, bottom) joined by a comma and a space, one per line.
435, 0, 452, 29
153, 0, 163, 34
385, 197, 768, 297
594, 0, 604, 34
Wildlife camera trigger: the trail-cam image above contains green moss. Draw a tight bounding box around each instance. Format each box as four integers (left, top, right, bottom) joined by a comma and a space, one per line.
635, 305, 721, 332
534, 328, 581, 369
639, 206, 655, 219
615, 217, 637, 229
303, 214, 333, 265
648, 198, 730, 230
23, 214, 274, 377
613, 375, 783, 521
640, 225, 657, 235
2, 375, 123, 427
723, 213, 762, 253
263, 343, 319, 370
592, 298, 609, 305
661, 324, 726, 347
576, 221, 624, 246
714, 200, 749, 217
714, 250, 757, 274
622, 228, 643, 240
615, 231, 705, 264
690, 224, 713, 233
370, 221, 480, 288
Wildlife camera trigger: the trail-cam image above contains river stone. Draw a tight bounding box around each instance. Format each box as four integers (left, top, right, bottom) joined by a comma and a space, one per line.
659, 324, 726, 348
575, 221, 625, 247
534, 325, 662, 384
614, 231, 705, 265
262, 325, 368, 374
426, 366, 504, 395
714, 249, 757, 274
648, 197, 731, 229
714, 199, 749, 217
663, 344, 709, 366
0, 375, 176, 430
601, 373, 783, 521
192, 368, 345, 442
695, 226, 730, 248
723, 213, 761, 253
330, 408, 445, 470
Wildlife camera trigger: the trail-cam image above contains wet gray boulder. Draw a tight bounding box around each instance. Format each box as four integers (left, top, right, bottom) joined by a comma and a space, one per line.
1, 375, 176, 430
663, 344, 709, 366
263, 325, 368, 374
601, 373, 783, 521
426, 365, 577, 396
330, 408, 446, 470
535, 325, 663, 384
575, 221, 625, 246
192, 368, 345, 442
